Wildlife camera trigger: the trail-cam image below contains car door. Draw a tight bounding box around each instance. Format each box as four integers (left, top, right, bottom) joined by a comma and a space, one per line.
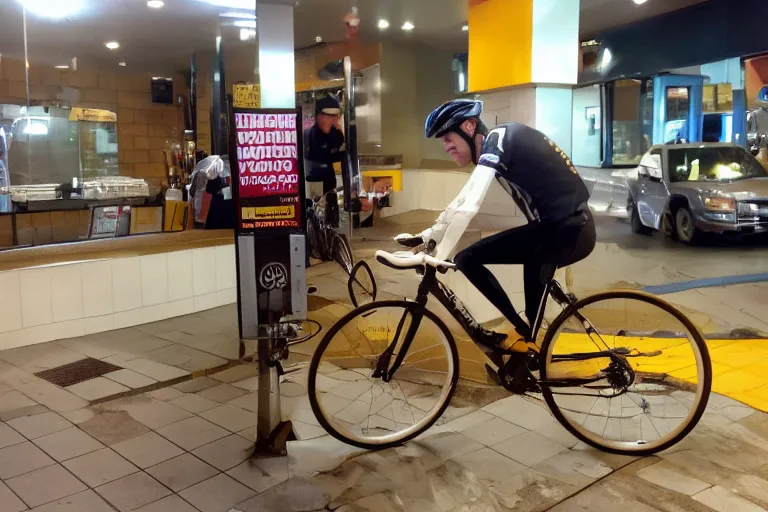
634, 148, 668, 229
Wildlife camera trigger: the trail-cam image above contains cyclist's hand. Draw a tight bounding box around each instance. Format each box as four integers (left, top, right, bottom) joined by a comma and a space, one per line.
394, 233, 424, 248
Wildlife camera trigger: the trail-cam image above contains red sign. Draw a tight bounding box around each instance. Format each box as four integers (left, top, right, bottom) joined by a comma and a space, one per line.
235, 112, 300, 198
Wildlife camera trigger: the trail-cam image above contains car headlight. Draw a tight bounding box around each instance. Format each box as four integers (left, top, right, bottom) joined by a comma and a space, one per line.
703, 196, 736, 212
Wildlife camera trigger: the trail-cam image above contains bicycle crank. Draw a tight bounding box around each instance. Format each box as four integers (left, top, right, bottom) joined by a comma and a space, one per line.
497, 353, 540, 394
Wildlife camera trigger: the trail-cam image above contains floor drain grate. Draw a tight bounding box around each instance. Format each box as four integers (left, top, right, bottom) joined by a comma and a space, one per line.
35, 358, 123, 388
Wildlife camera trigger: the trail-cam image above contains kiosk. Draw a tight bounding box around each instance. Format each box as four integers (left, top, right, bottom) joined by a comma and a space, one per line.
228, 100, 308, 456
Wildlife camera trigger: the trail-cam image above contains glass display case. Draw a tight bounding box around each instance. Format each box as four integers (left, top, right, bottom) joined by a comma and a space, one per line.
2, 104, 121, 190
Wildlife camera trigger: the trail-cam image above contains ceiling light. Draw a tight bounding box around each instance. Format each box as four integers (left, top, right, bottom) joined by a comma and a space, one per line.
118, 61, 127, 67
378, 19, 390, 30
15, 0, 84, 19
54, 65, 69, 69
240, 28, 256, 41
233, 20, 257, 28
219, 11, 256, 19
105, 41, 120, 50
462, 24, 469, 32
633, 0, 648, 4
193, 0, 255, 8
147, 0, 164, 8
401, 21, 414, 31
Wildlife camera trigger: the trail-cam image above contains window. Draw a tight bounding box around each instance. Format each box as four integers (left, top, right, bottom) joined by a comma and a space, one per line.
667, 146, 766, 183
664, 87, 690, 143
570, 85, 602, 167
609, 79, 653, 166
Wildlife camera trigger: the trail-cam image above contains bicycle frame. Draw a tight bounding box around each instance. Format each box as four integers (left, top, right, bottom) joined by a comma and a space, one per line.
376, 265, 627, 390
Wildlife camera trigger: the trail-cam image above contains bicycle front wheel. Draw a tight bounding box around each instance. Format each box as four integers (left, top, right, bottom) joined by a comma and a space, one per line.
332, 233, 354, 274
306, 214, 325, 260
308, 301, 459, 450
540, 290, 711, 456
348, 260, 377, 307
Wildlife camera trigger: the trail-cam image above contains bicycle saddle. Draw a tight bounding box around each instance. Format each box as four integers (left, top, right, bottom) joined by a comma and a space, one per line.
375, 250, 456, 272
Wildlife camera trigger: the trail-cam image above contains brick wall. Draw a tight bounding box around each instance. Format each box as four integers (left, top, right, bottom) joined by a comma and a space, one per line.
0, 57, 188, 188
194, 53, 212, 155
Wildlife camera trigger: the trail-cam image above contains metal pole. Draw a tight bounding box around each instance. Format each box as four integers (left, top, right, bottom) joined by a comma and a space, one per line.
22, 5, 32, 185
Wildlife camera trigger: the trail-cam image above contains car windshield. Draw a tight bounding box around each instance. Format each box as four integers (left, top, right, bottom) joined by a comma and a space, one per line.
668, 146, 768, 182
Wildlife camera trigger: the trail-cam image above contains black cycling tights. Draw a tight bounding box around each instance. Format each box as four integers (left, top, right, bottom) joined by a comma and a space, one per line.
454, 209, 596, 341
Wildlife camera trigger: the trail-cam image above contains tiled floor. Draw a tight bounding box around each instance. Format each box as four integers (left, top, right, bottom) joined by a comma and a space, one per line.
0, 235, 767, 509
0, 355, 766, 511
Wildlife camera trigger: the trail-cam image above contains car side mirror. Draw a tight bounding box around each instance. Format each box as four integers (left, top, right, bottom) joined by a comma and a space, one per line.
648, 167, 663, 181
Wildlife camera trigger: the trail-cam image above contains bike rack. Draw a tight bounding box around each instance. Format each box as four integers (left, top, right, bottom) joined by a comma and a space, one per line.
250, 320, 320, 458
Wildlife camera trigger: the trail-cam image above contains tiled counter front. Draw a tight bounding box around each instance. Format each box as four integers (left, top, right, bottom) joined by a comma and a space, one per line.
0, 245, 237, 350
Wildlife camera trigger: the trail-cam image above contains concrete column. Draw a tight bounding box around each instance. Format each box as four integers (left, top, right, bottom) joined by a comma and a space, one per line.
258, 3, 295, 108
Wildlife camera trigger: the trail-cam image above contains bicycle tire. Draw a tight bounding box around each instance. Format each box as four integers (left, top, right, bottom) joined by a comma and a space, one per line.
538, 290, 712, 456
332, 233, 354, 274
348, 260, 377, 307
307, 300, 460, 450
306, 213, 326, 261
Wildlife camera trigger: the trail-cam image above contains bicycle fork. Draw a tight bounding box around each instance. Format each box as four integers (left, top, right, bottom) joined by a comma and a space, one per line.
373, 268, 435, 382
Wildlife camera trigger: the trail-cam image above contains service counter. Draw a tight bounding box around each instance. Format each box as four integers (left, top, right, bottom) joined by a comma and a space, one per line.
0, 229, 237, 350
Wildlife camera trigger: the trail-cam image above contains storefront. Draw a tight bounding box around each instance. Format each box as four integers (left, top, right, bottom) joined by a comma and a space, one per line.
571, 0, 768, 171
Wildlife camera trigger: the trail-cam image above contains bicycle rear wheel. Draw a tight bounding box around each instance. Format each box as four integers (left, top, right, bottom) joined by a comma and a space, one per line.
308, 301, 459, 450
539, 290, 711, 456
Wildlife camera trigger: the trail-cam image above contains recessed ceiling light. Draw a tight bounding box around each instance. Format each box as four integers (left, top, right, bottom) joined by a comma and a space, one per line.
147, 0, 164, 8
401, 21, 414, 31
118, 61, 127, 67
193, 0, 257, 8
54, 65, 70, 69
462, 24, 469, 32
219, 11, 256, 19
378, 19, 390, 30
240, 28, 256, 41
105, 41, 120, 50
633, 0, 648, 4
14, 0, 84, 19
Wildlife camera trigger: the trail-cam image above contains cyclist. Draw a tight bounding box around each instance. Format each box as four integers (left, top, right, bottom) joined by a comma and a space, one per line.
304, 95, 345, 227
421, 99, 596, 351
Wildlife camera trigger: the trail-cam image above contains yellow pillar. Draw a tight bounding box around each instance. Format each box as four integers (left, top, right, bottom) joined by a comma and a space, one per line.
468, 0, 533, 92
468, 0, 579, 92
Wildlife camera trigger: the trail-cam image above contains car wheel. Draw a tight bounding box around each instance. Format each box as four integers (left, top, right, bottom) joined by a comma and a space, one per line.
630, 201, 652, 235
675, 207, 701, 244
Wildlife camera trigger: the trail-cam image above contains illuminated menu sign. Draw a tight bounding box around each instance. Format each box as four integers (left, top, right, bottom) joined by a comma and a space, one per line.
231, 109, 305, 232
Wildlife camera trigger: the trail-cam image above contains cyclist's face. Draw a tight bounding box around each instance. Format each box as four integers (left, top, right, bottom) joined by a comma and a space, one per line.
440, 121, 475, 166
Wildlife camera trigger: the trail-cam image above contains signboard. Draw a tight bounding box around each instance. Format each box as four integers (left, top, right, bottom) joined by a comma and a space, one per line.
68, 108, 117, 123
233, 84, 262, 109
230, 108, 306, 233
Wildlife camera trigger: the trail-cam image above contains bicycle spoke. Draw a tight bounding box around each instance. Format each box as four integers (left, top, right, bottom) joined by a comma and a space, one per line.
542, 292, 710, 454
309, 303, 456, 448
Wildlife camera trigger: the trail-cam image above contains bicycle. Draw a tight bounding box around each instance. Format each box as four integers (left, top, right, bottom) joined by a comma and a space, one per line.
307, 237, 712, 455
306, 186, 377, 307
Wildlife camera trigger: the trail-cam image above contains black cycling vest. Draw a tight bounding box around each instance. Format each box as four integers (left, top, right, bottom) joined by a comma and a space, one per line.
477, 122, 589, 223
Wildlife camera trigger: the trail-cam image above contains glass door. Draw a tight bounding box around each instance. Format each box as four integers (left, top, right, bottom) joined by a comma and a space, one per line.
652, 75, 704, 145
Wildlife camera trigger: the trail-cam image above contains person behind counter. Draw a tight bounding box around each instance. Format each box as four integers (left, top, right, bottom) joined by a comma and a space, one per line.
304, 95, 345, 227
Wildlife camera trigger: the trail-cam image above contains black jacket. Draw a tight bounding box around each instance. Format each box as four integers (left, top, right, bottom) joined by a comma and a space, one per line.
303, 125, 345, 182
477, 123, 589, 223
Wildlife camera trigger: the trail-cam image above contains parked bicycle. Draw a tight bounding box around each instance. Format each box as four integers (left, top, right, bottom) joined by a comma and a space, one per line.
307, 236, 712, 455
306, 187, 377, 307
